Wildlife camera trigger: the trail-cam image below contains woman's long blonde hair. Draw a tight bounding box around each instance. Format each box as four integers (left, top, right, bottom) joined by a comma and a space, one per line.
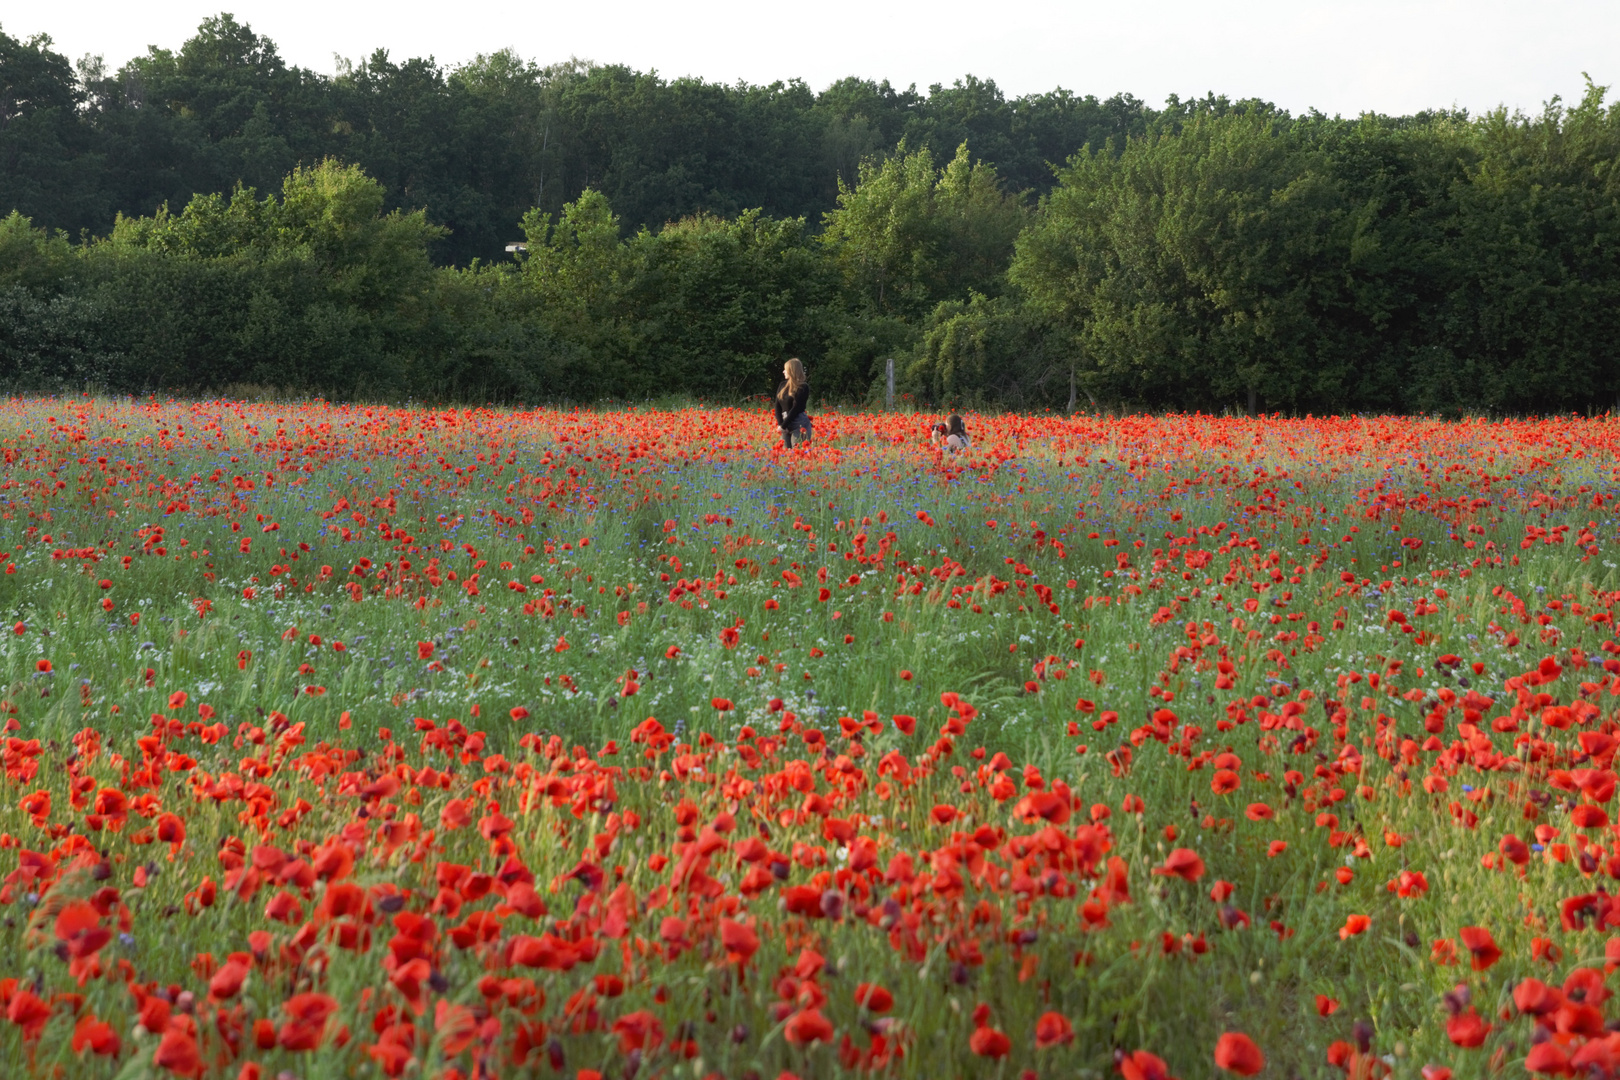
783, 358, 807, 395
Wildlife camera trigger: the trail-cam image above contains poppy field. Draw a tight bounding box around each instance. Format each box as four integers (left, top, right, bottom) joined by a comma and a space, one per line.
1, 399, 1618, 1080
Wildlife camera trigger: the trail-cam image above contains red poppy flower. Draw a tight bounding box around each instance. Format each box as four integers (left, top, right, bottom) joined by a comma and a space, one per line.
1119, 1050, 1175, 1080
55, 900, 110, 958
1214, 1032, 1265, 1075
1512, 978, 1562, 1015
209, 958, 250, 1001
1035, 1011, 1075, 1049
1525, 1043, 1570, 1075
1153, 848, 1205, 881
155, 812, 185, 846
719, 919, 758, 965
71, 1014, 120, 1057
854, 983, 893, 1013
1502, 832, 1531, 865
1458, 926, 1501, 970
6, 988, 51, 1041
1015, 790, 1072, 825
153, 1028, 202, 1075
1445, 1008, 1490, 1047
783, 1009, 834, 1046
612, 1010, 665, 1054
969, 1026, 1012, 1058
278, 992, 339, 1051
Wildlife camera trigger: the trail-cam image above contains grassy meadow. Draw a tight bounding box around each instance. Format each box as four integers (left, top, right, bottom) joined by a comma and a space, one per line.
0, 399, 1613, 1080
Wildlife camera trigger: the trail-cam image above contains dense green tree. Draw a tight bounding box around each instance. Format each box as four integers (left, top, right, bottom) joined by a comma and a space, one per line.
418, 262, 580, 402
1009, 86, 1620, 415
0, 210, 78, 291
1016, 108, 1397, 412
0, 212, 113, 387
107, 159, 443, 299
101, 16, 330, 213
1425, 82, 1620, 413
326, 48, 560, 266
6, 13, 1620, 414
2, 14, 1160, 263
0, 28, 105, 236
518, 189, 636, 393
535, 66, 826, 233
822, 141, 1024, 319
905, 291, 1066, 407
622, 210, 830, 396
77, 159, 446, 393
816, 142, 1025, 398
519, 192, 830, 397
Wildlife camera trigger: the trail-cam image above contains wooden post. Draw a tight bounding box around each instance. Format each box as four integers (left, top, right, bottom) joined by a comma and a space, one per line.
885, 358, 895, 410
1067, 368, 1076, 414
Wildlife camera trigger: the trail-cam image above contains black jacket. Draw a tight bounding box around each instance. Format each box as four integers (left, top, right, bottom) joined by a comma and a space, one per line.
774, 382, 808, 429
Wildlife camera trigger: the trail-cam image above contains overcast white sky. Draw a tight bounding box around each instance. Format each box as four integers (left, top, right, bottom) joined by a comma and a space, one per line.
10, 0, 1617, 118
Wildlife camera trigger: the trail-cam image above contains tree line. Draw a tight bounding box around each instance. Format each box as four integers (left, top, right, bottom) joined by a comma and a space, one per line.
3, 15, 1619, 414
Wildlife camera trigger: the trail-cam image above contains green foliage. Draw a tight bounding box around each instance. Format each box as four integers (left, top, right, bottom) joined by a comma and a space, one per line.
0, 211, 78, 291
106, 159, 444, 297
822, 144, 944, 319
0, 27, 105, 236
0, 213, 112, 388
6, 14, 1620, 413
623, 210, 830, 396
518, 195, 832, 398
1012, 86, 1620, 414
416, 264, 584, 403
520, 190, 638, 394
1427, 82, 1620, 413
4, 15, 1152, 265
905, 292, 1066, 408
822, 142, 1024, 321
814, 142, 1025, 399
12, 160, 462, 396
0, 285, 116, 387
1014, 108, 1361, 411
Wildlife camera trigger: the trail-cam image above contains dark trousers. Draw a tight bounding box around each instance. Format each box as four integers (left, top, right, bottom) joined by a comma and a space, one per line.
782, 414, 812, 447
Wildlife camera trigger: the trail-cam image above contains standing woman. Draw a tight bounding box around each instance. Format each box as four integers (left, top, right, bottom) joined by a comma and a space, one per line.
775, 358, 812, 448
